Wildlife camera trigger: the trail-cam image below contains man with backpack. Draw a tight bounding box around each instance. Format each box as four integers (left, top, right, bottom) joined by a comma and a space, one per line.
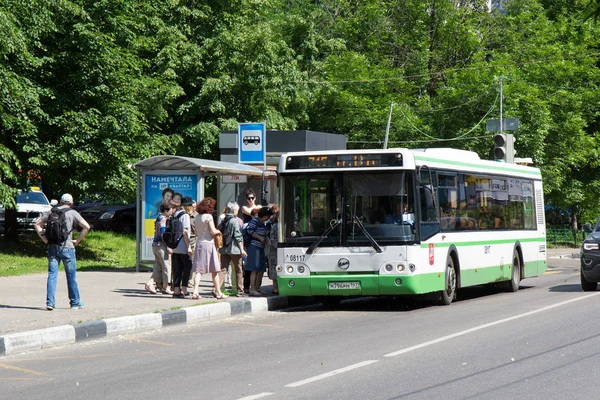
168, 197, 193, 298
34, 193, 90, 311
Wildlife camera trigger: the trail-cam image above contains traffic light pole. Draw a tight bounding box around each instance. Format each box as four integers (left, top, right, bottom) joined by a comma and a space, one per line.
499, 76, 503, 136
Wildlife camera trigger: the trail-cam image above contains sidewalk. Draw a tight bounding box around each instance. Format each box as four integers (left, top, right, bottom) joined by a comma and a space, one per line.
0, 269, 294, 356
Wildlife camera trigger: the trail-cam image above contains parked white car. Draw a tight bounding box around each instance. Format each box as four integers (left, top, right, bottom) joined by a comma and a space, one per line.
0, 189, 55, 231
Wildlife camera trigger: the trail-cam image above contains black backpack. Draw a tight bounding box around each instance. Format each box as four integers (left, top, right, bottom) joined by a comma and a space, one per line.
45, 207, 74, 245
162, 210, 184, 249
218, 215, 235, 248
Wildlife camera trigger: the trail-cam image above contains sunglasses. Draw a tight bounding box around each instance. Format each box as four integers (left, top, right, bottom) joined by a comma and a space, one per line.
247, 197, 255, 200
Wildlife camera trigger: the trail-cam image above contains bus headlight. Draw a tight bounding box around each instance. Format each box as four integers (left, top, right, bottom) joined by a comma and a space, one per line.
298, 266, 305, 273
276, 265, 283, 273
286, 265, 294, 273
409, 263, 416, 272
385, 264, 393, 272
397, 264, 405, 272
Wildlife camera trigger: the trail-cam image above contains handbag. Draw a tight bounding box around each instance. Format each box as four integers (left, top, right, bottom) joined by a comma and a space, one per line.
214, 231, 224, 249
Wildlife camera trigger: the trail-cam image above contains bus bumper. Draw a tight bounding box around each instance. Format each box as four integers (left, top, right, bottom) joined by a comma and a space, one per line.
277, 273, 444, 297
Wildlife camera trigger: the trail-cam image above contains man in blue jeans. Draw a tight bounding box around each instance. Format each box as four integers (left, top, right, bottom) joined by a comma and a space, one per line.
34, 193, 90, 310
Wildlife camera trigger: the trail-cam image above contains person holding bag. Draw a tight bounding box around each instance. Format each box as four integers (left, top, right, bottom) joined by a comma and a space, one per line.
145, 202, 175, 295
218, 202, 247, 297
191, 197, 226, 300
243, 207, 274, 296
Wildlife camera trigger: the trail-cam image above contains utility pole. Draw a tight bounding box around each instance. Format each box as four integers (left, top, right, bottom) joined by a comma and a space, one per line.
383, 103, 395, 149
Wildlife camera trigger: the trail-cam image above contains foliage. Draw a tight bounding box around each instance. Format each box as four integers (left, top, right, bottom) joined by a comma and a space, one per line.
1, 0, 600, 227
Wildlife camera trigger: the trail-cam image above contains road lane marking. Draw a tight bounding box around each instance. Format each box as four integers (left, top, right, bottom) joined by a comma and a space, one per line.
125, 337, 173, 346
12, 354, 124, 362
225, 321, 289, 329
285, 360, 379, 388
384, 292, 600, 358
0, 378, 45, 381
0, 362, 46, 376
543, 271, 561, 275
237, 393, 273, 400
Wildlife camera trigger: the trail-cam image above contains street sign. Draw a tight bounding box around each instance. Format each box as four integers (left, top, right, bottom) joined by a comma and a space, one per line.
222, 175, 247, 184
238, 122, 266, 164
486, 117, 519, 131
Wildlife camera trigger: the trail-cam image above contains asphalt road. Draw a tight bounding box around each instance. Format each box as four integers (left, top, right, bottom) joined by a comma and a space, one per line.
2, 258, 597, 400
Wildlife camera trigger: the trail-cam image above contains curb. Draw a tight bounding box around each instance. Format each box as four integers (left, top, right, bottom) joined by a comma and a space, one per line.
0, 296, 305, 357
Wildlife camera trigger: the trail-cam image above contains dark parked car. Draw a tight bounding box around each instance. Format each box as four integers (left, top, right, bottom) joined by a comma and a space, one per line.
72, 194, 106, 213
80, 202, 136, 234
580, 219, 600, 291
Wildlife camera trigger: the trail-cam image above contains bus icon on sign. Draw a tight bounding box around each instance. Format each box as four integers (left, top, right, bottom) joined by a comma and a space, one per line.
243, 136, 261, 145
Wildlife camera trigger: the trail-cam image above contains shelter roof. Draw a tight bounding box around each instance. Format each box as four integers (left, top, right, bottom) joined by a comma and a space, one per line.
134, 155, 265, 176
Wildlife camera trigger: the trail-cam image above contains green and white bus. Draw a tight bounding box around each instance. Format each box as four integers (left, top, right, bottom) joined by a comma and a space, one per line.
276, 148, 546, 305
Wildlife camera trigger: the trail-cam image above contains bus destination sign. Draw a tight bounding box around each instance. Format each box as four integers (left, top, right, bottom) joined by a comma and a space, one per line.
286, 153, 403, 169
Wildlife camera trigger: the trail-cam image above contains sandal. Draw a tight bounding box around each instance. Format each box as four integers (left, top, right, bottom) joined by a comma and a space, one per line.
215, 293, 228, 300
191, 293, 200, 300
145, 283, 157, 294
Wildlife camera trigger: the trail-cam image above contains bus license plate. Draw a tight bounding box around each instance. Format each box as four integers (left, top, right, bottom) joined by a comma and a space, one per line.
329, 282, 359, 290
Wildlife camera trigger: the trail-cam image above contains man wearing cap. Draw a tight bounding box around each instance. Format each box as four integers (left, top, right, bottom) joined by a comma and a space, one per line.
34, 193, 90, 310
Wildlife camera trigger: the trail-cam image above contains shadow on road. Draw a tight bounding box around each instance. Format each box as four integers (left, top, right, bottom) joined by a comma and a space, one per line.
548, 284, 584, 293
283, 284, 536, 313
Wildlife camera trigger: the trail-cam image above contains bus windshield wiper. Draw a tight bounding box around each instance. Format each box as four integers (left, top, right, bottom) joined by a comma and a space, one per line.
306, 219, 341, 254
352, 216, 383, 253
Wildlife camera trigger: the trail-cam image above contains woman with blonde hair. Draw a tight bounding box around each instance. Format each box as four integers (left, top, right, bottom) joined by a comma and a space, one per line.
191, 197, 226, 299
182, 196, 197, 289
145, 202, 175, 294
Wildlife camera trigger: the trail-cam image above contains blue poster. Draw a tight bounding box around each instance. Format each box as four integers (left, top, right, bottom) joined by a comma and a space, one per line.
144, 174, 198, 219
142, 173, 200, 262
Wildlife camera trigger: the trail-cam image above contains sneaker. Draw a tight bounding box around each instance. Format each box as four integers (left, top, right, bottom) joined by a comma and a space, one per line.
46, 305, 55, 311
71, 302, 85, 310
161, 288, 174, 295
249, 290, 262, 297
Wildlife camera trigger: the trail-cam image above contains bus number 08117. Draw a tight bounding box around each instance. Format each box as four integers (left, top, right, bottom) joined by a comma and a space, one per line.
286, 254, 306, 262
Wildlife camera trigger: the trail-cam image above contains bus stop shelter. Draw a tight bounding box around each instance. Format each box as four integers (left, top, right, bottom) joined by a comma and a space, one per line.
133, 155, 265, 271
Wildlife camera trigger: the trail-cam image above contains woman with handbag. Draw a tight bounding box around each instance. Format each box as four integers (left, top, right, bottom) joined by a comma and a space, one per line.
243, 207, 274, 296
191, 197, 227, 299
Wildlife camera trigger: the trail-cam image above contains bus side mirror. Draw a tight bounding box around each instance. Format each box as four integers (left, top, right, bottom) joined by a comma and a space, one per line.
420, 186, 434, 209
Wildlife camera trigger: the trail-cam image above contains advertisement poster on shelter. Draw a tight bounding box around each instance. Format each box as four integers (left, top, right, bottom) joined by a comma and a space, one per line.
141, 172, 199, 261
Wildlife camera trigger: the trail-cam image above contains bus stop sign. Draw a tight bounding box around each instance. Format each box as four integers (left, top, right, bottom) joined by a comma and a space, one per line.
238, 122, 266, 164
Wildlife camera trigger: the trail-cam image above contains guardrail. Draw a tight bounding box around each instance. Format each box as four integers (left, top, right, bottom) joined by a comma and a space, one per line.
547, 228, 589, 248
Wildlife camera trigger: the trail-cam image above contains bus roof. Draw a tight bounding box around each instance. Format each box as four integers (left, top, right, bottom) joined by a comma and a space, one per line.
279, 148, 542, 179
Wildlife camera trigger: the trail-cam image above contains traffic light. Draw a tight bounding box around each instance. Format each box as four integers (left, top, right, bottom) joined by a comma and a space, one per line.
493, 133, 515, 163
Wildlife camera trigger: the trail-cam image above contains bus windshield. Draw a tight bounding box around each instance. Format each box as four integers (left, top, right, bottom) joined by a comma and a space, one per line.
281, 171, 417, 246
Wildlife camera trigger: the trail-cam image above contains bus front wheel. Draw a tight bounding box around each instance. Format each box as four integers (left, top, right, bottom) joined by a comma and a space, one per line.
438, 255, 457, 306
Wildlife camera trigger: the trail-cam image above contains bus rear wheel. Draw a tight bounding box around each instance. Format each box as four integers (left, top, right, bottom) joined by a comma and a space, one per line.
438, 255, 457, 305
504, 249, 521, 292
